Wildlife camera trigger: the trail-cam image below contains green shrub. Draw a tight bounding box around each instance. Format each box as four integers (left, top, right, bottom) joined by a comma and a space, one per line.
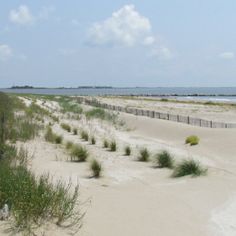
70, 145, 88, 162
80, 130, 89, 141
138, 148, 150, 162
103, 139, 109, 148
66, 141, 73, 150
90, 159, 102, 178
61, 123, 71, 132
172, 159, 207, 177
124, 146, 131, 156
91, 136, 96, 145
185, 135, 199, 146
85, 108, 115, 121
154, 150, 174, 169
73, 128, 78, 135
110, 141, 117, 152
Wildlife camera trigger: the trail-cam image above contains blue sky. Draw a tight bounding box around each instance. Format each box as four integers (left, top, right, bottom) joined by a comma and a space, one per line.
1, 0, 236, 87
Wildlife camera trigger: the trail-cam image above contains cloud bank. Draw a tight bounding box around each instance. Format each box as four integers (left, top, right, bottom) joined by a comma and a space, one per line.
88, 5, 154, 47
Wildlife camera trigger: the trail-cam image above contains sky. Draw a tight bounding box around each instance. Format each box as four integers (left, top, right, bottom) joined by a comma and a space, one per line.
1, 0, 236, 87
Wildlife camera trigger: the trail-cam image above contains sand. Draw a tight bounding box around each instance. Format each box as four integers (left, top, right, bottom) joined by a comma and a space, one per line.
1, 96, 236, 236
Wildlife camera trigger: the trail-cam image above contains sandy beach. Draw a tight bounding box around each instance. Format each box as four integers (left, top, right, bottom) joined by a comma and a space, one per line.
1, 95, 235, 236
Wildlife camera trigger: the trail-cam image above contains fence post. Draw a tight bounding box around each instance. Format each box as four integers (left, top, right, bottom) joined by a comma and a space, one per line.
187, 116, 190, 124
210, 120, 213, 128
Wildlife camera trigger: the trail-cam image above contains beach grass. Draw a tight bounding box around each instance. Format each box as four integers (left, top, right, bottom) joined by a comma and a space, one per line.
70, 145, 88, 162
61, 123, 71, 132
154, 150, 174, 169
124, 146, 131, 156
172, 159, 207, 177
138, 148, 150, 162
90, 159, 102, 178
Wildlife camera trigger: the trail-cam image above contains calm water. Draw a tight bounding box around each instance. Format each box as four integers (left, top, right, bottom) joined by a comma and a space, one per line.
1, 87, 236, 103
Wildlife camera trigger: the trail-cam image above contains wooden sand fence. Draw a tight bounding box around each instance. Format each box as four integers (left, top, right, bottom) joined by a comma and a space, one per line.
76, 97, 236, 129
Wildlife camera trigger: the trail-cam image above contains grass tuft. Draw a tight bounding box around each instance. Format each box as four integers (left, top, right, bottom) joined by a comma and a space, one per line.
138, 148, 150, 162
80, 130, 89, 141
172, 159, 207, 177
124, 146, 131, 156
91, 136, 96, 145
154, 150, 174, 169
61, 123, 71, 132
103, 139, 109, 148
90, 159, 102, 178
65, 141, 73, 150
109, 141, 117, 152
70, 145, 88, 162
73, 128, 78, 135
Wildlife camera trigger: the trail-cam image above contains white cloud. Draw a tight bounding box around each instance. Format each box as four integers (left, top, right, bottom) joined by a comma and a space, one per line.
88, 5, 153, 46
0, 44, 13, 61
219, 52, 235, 60
9, 5, 34, 25
143, 36, 155, 45
38, 6, 55, 20
150, 46, 173, 61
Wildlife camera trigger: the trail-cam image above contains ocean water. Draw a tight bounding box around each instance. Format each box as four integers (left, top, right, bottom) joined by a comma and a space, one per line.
1, 87, 236, 103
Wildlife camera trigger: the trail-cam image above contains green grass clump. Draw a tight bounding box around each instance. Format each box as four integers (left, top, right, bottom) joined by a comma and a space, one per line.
80, 130, 89, 141
61, 123, 71, 132
73, 128, 78, 135
65, 141, 73, 149
138, 148, 150, 162
70, 145, 88, 162
85, 108, 116, 122
103, 139, 109, 148
9, 119, 41, 142
172, 159, 207, 177
124, 146, 131, 156
90, 159, 102, 178
154, 150, 174, 169
0, 144, 82, 233
54, 135, 63, 144
44, 126, 62, 144
45, 126, 55, 143
185, 135, 199, 146
109, 141, 117, 152
91, 136, 96, 145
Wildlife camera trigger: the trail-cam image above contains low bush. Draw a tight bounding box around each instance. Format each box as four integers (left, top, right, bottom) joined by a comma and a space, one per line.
138, 148, 150, 162
70, 145, 88, 162
185, 135, 199, 146
110, 141, 117, 152
154, 150, 174, 169
124, 146, 131, 156
172, 159, 207, 177
61, 123, 71, 132
90, 159, 102, 178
